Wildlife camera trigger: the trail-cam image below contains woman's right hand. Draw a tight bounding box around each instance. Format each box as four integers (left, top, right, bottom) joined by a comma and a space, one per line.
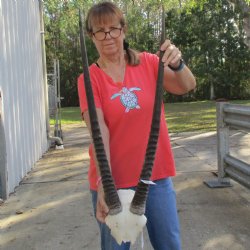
96, 184, 109, 223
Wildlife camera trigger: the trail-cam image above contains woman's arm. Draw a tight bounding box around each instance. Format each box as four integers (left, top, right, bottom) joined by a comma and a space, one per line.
160, 39, 196, 95
163, 65, 196, 95
83, 108, 111, 170
83, 108, 110, 223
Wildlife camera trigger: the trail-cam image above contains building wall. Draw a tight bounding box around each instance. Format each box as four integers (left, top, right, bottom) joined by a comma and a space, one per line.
0, 0, 48, 197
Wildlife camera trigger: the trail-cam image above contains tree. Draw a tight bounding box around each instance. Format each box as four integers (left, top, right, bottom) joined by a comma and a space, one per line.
43, 0, 250, 106
165, 0, 250, 100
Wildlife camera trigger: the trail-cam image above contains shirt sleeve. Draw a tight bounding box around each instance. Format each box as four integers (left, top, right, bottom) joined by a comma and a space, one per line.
77, 70, 102, 115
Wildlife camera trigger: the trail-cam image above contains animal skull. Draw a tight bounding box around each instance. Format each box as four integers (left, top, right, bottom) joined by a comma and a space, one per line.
105, 189, 147, 245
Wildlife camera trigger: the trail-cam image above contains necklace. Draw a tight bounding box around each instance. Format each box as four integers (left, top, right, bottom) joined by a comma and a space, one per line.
97, 58, 126, 88
116, 64, 126, 88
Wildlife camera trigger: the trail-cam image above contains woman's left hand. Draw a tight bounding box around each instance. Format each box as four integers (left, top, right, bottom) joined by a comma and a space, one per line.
160, 39, 182, 69
96, 184, 109, 223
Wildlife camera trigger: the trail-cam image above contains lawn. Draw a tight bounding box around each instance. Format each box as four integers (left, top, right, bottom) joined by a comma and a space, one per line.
53, 100, 250, 133
164, 101, 217, 133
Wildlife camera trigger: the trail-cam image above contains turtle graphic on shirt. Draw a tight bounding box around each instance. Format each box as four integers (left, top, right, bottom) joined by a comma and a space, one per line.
111, 87, 141, 112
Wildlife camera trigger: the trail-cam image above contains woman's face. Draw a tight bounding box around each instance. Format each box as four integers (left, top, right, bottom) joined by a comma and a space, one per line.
91, 19, 125, 58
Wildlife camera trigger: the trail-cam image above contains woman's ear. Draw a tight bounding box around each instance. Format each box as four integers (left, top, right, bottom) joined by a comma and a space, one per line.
88, 32, 95, 43
123, 24, 127, 34
87, 31, 93, 38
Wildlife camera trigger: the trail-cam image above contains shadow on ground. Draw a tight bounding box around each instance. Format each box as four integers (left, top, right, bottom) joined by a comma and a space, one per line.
0, 125, 249, 250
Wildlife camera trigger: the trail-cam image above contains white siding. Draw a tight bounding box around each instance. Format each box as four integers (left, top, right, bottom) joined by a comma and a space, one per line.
0, 0, 48, 195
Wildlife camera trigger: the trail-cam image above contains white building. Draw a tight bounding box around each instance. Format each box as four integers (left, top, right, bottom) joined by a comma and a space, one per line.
0, 0, 61, 199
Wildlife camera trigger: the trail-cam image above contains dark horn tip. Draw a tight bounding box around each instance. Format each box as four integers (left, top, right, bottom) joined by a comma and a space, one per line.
129, 205, 145, 216
108, 206, 123, 215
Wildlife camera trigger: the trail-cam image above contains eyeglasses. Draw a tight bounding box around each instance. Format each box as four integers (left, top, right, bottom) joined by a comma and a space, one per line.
92, 27, 122, 41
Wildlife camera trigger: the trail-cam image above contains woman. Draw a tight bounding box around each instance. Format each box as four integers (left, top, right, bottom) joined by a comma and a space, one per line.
78, 2, 196, 250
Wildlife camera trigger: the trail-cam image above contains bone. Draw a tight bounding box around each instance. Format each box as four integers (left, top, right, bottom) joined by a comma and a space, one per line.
105, 189, 147, 245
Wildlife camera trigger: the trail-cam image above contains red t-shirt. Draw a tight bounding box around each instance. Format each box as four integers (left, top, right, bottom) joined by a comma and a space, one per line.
78, 52, 175, 190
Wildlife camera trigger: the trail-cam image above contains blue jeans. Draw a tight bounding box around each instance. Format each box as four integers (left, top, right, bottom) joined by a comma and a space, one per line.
91, 178, 181, 250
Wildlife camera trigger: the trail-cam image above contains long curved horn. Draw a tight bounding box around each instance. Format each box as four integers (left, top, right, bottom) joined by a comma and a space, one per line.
79, 10, 121, 215
130, 5, 166, 215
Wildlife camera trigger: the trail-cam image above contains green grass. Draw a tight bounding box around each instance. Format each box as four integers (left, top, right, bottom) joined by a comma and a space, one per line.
52, 100, 250, 133
60, 107, 82, 124
165, 100, 250, 133
165, 101, 217, 133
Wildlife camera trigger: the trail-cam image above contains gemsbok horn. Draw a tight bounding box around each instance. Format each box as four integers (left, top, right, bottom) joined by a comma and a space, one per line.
79, 4, 165, 244
79, 10, 122, 216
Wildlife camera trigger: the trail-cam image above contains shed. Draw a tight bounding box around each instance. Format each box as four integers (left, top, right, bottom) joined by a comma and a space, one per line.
0, 0, 61, 199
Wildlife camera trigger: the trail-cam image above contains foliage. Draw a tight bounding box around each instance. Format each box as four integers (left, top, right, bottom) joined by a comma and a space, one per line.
43, 0, 250, 106
165, 0, 250, 101
44, 0, 97, 106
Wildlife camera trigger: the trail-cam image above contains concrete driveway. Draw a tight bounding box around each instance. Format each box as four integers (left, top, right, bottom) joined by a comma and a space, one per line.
0, 124, 249, 250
